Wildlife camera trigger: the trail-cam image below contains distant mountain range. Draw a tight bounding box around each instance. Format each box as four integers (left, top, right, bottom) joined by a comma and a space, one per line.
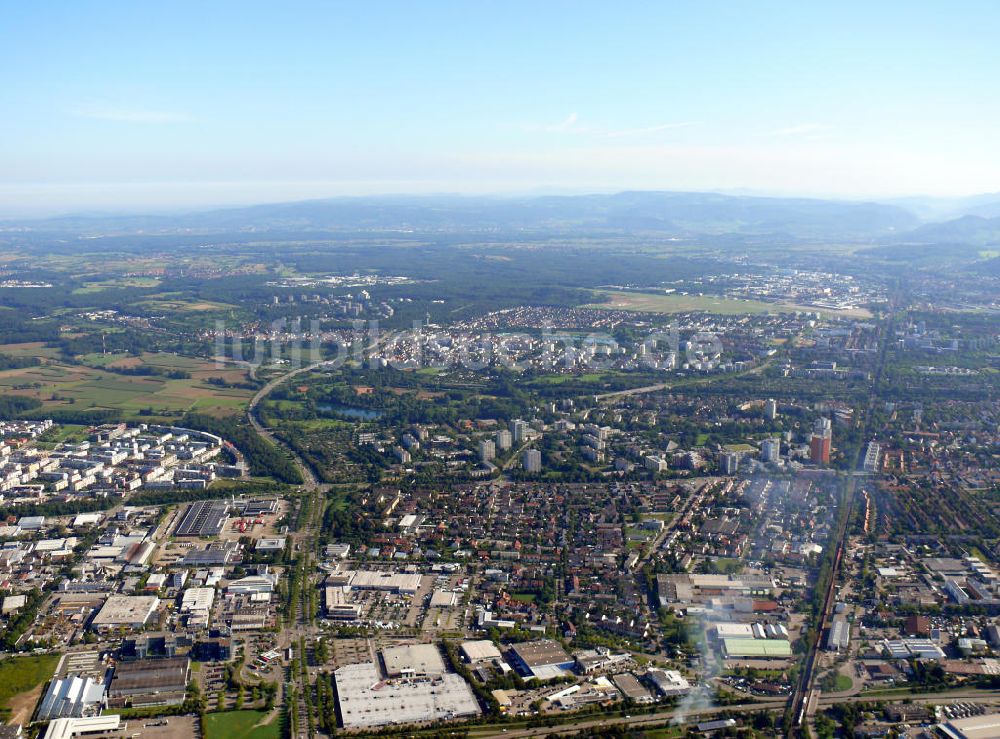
3, 190, 1000, 255
0, 191, 919, 240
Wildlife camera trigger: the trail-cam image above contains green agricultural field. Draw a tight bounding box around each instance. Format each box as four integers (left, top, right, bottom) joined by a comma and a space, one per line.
0, 653, 59, 723
203, 710, 280, 739
137, 296, 236, 313
0, 342, 62, 360
0, 351, 254, 417
71, 276, 162, 294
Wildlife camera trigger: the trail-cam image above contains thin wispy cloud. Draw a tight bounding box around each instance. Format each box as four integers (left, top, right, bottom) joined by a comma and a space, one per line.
768, 123, 829, 136
73, 106, 194, 124
522, 114, 694, 138
603, 121, 697, 138
544, 112, 579, 132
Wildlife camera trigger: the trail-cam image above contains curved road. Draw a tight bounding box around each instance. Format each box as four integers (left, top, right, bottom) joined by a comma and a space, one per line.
247, 359, 333, 491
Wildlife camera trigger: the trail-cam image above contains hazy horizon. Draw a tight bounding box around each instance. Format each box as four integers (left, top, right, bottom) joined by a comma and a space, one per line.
4, 1, 1000, 216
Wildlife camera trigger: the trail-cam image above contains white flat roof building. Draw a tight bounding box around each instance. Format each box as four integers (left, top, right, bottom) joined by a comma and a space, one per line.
342, 570, 423, 594
460, 640, 503, 663
381, 643, 447, 678
181, 587, 215, 614
90, 595, 159, 629
43, 715, 121, 739
2, 594, 27, 614
227, 573, 277, 594
255, 537, 286, 552
712, 623, 754, 639
36, 676, 107, 720
335, 662, 480, 729
938, 712, 1000, 739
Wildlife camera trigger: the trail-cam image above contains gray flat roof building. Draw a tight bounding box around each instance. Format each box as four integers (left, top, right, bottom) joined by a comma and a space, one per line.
175, 500, 229, 537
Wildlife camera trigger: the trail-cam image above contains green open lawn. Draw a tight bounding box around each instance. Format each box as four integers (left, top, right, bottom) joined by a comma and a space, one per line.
71, 276, 162, 294
0, 653, 59, 721
203, 710, 280, 739
531, 372, 612, 385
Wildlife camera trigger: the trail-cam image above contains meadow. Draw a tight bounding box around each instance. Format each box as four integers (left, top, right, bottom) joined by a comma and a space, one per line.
0, 653, 59, 723
203, 709, 281, 739
0, 350, 254, 417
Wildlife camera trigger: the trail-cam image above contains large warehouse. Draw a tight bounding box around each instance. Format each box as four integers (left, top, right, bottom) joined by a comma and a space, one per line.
937, 712, 1000, 739
332, 569, 423, 594
90, 595, 159, 631
36, 676, 106, 720
334, 661, 480, 729
507, 640, 575, 679
381, 643, 447, 678
175, 500, 229, 537
108, 656, 190, 707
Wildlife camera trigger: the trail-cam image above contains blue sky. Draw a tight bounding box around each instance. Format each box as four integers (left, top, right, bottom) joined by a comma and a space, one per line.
2, 1, 1000, 215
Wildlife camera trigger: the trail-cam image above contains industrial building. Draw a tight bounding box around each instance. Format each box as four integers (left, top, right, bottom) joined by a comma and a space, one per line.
826, 619, 850, 651
330, 569, 423, 594
180, 541, 239, 566
42, 716, 121, 739
612, 673, 655, 703
240, 498, 279, 516
937, 712, 1000, 739
227, 573, 277, 595
507, 640, 574, 679
174, 500, 229, 537
720, 638, 793, 659
180, 587, 215, 626
334, 661, 480, 729
460, 640, 503, 663
879, 638, 945, 661
647, 669, 692, 697
35, 676, 106, 720
107, 656, 190, 707
255, 537, 286, 552
90, 595, 159, 631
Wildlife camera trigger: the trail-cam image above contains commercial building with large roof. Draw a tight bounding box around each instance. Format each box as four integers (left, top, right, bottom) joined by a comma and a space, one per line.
460, 640, 503, 663
381, 643, 446, 678
42, 715, 121, 739
90, 595, 159, 630
108, 656, 190, 706
334, 661, 480, 729
174, 500, 229, 537
937, 712, 1000, 739
647, 669, 692, 697
337, 569, 423, 594
36, 676, 106, 720
721, 638, 792, 659
507, 640, 574, 679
